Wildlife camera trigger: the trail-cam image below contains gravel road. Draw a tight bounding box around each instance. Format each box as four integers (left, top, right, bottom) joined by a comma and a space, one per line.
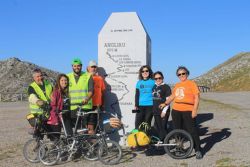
0, 92, 250, 167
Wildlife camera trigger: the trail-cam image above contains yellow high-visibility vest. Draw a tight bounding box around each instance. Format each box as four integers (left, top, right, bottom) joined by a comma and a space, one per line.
29, 80, 52, 114
67, 72, 92, 110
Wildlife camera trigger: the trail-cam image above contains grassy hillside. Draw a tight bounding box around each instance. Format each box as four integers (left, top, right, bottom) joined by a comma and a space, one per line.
195, 52, 250, 92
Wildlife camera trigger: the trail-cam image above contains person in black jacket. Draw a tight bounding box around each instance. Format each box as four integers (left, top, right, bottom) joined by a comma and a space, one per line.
152, 71, 171, 140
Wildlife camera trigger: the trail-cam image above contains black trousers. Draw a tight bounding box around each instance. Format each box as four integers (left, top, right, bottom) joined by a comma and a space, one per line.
135, 106, 153, 129
154, 112, 170, 140
172, 109, 201, 152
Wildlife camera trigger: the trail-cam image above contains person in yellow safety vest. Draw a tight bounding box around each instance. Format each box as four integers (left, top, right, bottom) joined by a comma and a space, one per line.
67, 58, 94, 132
28, 68, 53, 115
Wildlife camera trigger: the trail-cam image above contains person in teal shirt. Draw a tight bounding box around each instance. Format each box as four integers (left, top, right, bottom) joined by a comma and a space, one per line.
134, 65, 154, 129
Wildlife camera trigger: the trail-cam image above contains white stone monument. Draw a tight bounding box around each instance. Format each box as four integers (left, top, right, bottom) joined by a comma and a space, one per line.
98, 12, 151, 143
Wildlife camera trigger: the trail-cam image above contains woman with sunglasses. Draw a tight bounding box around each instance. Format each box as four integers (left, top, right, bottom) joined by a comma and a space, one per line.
134, 65, 155, 129
159, 66, 203, 159
152, 71, 171, 141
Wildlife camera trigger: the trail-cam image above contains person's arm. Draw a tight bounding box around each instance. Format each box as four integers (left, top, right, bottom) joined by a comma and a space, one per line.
28, 86, 45, 106
160, 85, 171, 118
159, 93, 175, 109
135, 88, 140, 110
83, 76, 94, 104
192, 94, 200, 118
101, 79, 106, 108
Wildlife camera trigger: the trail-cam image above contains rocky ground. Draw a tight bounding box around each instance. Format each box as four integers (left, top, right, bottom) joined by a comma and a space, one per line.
0, 92, 250, 167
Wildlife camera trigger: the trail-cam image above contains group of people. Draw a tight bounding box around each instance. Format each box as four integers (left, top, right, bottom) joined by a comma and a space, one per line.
134, 65, 203, 159
27, 58, 203, 159
28, 58, 121, 141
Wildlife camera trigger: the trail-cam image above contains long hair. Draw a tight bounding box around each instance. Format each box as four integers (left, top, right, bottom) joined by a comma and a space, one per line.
55, 74, 69, 96
138, 65, 153, 80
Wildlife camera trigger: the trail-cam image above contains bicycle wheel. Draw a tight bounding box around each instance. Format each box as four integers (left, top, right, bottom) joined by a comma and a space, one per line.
23, 138, 43, 163
39, 142, 60, 166
82, 139, 99, 161
98, 140, 122, 165
164, 129, 193, 159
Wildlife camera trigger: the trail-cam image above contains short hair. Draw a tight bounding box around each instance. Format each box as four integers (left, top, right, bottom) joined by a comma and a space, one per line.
153, 71, 164, 79
32, 68, 42, 77
138, 65, 153, 80
176, 66, 190, 76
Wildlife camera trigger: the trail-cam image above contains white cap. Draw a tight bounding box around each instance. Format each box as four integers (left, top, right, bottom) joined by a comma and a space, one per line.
88, 60, 97, 67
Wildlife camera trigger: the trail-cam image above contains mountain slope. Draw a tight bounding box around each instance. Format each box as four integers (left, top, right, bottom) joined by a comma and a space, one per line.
194, 52, 250, 91
0, 57, 59, 100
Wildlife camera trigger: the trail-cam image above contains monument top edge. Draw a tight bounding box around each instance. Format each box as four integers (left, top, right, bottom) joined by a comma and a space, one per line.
98, 12, 149, 36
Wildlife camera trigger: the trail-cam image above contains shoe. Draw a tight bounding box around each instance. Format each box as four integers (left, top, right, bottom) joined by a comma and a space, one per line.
196, 151, 203, 159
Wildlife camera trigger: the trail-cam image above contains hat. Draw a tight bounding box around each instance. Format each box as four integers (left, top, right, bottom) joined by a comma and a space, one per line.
72, 58, 82, 65
88, 60, 97, 67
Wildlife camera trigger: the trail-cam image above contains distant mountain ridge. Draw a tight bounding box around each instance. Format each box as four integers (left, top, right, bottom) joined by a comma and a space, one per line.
0, 57, 59, 100
194, 52, 250, 91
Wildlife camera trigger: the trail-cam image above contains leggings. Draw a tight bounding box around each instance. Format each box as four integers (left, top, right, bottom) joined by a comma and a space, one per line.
172, 109, 201, 152
135, 106, 153, 129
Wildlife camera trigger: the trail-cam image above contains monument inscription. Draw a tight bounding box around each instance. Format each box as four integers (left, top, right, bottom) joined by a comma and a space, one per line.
98, 12, 151, 139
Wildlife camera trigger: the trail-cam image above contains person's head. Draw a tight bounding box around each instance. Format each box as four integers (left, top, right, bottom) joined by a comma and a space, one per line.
176, 66, 190, 82
71, 58, 82, 75
153, 71, 164, 85
87, 60, 98, 75
32, 68, 44, 85
55, 74, 69, 94
138, 65, 153, 80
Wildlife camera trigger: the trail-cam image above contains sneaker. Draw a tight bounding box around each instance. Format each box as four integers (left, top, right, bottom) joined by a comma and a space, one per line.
196, 151, 203, 159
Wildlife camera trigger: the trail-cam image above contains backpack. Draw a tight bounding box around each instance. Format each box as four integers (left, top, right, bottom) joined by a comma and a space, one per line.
127, 131, 151, 147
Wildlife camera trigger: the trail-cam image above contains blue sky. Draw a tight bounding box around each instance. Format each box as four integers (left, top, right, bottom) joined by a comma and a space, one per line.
1, 0, 249, 83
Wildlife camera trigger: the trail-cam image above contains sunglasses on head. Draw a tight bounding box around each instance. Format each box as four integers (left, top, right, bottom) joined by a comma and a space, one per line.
154, 77, 162, 80
91, 66, 97, 68
142, 70, 149, 73
177, 72, 186, 76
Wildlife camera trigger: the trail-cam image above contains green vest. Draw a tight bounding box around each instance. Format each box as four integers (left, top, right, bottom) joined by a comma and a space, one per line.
29, 80, 53, 114
67, 72, 92, 110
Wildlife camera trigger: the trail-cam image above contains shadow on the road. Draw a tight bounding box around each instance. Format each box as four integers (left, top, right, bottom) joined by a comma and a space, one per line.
197, 113, 214, 125
119, 149, 137, 163
195, 113, 231, 155
200, 128, 231, 156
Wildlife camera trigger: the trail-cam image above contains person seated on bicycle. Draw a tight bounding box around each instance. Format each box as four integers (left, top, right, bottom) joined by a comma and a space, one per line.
67, 58, 94, 133
28, 68, 53, 138
87, 60, 106, 134
47, 74, 73, 140
152, 71, 171, 141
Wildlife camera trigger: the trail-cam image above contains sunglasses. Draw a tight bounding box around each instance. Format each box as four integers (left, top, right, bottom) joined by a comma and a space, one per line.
177, 72, 186, 77
142, 70, 149, 73
91, 66, 97, 68
154, 77, 162, 80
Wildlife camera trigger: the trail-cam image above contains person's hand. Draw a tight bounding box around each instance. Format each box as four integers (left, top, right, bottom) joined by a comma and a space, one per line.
109, 117, 121, 128
36, 100, 44, 106
159, 103, 166, 110
134, 106, 138, 110
161, 112, 166, 118
192, 109, 197, 118
82, 98, 88, 105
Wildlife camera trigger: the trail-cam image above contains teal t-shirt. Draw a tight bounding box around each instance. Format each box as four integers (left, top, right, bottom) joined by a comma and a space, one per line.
136, 79, 155, 106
